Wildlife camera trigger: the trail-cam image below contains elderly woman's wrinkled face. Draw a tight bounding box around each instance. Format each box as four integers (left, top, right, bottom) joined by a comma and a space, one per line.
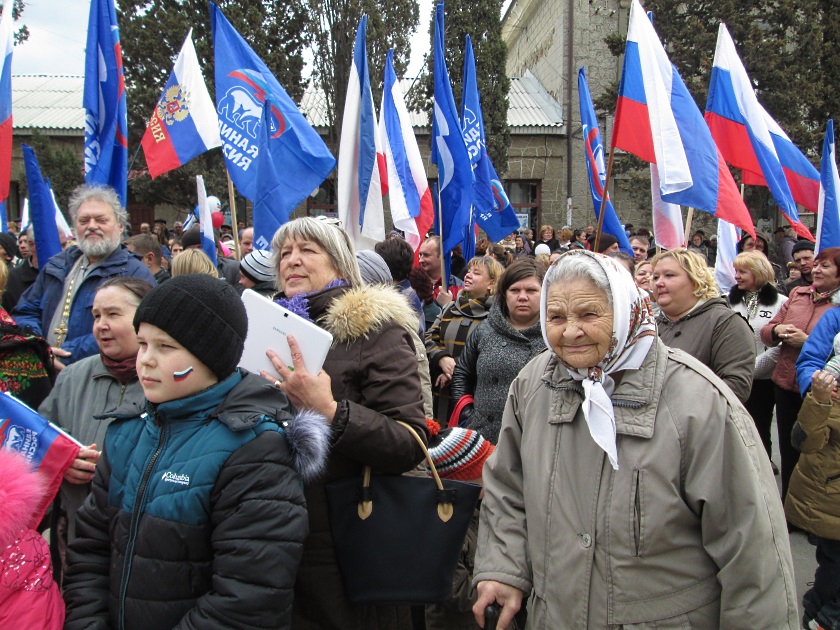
545, 278, 614, 369
651, 257, 697, 317
279, 236, 340, 298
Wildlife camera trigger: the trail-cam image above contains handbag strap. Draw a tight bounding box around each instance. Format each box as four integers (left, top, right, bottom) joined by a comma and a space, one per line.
357, 420, 456, 523
448, 395, 474, 428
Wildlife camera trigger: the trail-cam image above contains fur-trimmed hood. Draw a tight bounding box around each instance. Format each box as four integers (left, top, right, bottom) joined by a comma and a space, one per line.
320, 283, 420, 344
728, 282, 781, 307
0, 449, 46, 547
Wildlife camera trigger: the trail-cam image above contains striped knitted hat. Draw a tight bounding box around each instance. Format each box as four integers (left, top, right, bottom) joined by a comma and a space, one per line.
240, 250, 275, 283
425, 420, 494, 482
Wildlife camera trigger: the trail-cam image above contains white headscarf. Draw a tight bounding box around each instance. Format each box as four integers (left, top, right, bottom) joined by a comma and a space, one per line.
540, 250, 657, 469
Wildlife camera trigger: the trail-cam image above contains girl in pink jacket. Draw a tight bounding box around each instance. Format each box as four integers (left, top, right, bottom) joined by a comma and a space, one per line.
0, 448, 64, 629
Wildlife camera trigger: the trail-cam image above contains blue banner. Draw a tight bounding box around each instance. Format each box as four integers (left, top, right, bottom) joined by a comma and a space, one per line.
83, 0, 128, 206
431, 2, 473, 255
461, 36, 520, 243
211, 3, 335, 251
22, 145, 62, 268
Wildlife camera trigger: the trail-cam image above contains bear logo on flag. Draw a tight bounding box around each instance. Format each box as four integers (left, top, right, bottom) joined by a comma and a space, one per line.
157, 84, 191, 126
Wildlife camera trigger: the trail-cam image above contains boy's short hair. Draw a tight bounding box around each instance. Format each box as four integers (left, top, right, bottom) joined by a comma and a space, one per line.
133, 274, 247, 380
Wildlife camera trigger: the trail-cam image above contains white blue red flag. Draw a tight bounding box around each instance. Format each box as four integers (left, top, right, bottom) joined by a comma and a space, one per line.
462, 36, 520, 243
84, 0, 128, 206
22, 145, 62, 268
379, 50, 434, 251
195, 175, 217, 265
612, 0, 755, 238
211, 3, 335, 251
816, 120, 840, 253
578, 67, 632, 255
714, 218, 739, 294
141, 30, 221, 179
0, 392, 81, 529
431, 2, 473, 255
0, 1, 13, 227
705, 23, 815, 240
338, 17, 386, 251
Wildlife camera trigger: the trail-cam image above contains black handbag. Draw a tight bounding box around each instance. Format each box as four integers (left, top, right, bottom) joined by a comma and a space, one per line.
325, 420, 482, 605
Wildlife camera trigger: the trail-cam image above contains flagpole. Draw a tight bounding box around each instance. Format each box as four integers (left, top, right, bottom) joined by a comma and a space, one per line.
683, 207, 695, 246
127, 144, 143, 174
437, 183, 447, 293
225, 169, 241, 259
593, 147, 615, 252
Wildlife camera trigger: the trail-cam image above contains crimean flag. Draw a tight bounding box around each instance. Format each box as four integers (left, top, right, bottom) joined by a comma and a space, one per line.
431, 2, 473, 255
612, 0, 755, 238
379, 49, 434, 251
705, 23, 815, 240
816, 120, 840, 253
0, 0, 14, 226
0, 392, 81, 529
338, 16, 386, 251
141, 29, 221, 178
211, 3, 335, 251
84, 0, 128, 206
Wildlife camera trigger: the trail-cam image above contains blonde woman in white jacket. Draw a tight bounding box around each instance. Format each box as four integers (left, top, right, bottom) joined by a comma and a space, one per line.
727, 251, 787, 463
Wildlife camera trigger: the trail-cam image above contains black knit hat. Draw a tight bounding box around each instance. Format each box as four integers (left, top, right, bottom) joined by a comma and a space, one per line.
791, 239, 815, 255
133, 274, 247, 379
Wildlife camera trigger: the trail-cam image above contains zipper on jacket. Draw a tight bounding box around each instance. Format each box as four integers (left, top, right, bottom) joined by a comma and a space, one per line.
118, 411, 167, 630
632, 469, 642, 557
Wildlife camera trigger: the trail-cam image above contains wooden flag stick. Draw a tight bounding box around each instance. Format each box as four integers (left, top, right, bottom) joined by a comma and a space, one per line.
593, 146, 616, 253
683, 207, 695, 247
226, 169, 241, 260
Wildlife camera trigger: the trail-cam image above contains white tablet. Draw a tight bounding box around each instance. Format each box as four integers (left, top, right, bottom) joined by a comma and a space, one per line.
239, 289, 334, 377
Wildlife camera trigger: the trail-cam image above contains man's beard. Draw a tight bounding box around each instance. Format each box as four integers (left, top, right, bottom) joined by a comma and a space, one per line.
78, 230, 121, 259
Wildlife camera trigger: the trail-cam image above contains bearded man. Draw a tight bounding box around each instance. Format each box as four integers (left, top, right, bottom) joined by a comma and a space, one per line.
13, 185, 155, 370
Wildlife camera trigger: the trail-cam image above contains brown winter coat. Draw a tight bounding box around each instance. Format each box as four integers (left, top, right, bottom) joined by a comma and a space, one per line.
473, 340, 798, 629
784, 393, 840, 539
760, 286, 836, 392
291, 284, 428, 630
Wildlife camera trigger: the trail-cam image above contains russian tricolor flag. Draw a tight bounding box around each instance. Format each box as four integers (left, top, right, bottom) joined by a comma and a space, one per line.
338, 17, 386, 251
141, 30, 221, 179
379, 50, 433, 251
816, 120, 840, 253
0, 392, 81, 529
612, 0, 755, 238
0, 2, 13, 229
705, 23, 815, 240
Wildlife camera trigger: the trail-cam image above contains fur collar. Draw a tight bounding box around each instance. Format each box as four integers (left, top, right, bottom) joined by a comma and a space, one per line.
321, 283, 420, 344
728, 282, 779, 307
0, 449, 46, 546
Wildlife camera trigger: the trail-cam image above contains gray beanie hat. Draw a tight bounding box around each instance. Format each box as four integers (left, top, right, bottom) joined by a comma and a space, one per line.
356, 250, 393, 285
240, 250, 275, 284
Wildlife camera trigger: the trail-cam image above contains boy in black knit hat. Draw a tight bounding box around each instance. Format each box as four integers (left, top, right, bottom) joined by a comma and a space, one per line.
63, 274, 329, 630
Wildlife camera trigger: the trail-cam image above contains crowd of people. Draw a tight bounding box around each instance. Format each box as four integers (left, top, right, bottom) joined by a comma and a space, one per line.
0, 194, 838, 630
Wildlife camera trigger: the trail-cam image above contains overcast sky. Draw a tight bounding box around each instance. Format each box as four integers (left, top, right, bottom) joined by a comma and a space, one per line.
11, 0, 439, 78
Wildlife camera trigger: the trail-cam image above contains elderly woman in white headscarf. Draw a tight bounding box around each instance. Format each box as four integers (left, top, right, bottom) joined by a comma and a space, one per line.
471, 250, 798, 630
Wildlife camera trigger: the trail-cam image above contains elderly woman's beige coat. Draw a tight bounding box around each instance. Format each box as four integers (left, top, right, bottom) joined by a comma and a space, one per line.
473, 339, 798, 629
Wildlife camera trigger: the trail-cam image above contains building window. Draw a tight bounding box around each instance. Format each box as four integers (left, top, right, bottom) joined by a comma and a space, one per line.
307, 178, 337, 218
504, 180, 541, 231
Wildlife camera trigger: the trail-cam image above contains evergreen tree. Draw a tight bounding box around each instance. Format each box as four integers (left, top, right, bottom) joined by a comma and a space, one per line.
305, 0, 419, 144
414, 0, 510, 170
117, 0, 309, 209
